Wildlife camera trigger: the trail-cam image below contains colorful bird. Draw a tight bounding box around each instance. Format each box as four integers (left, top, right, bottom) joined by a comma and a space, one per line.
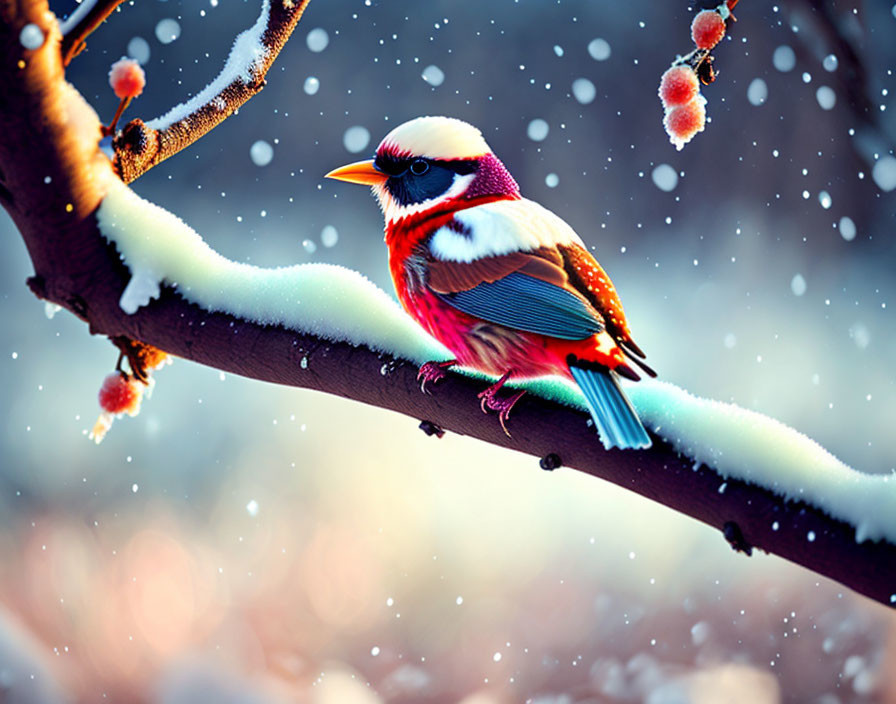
326, 116, 654, 449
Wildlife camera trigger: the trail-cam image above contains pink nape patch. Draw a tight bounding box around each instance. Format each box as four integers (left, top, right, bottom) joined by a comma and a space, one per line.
464, 153, 520, 200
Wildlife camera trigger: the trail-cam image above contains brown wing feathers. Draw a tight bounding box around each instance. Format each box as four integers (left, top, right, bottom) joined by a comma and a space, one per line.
426, 247, 569, 294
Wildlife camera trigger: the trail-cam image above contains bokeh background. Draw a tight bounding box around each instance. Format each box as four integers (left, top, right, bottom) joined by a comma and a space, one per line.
1, 0, 895, 701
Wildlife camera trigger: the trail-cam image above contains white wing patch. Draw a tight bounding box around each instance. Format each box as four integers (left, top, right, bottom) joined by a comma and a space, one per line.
429, 199, 586, 263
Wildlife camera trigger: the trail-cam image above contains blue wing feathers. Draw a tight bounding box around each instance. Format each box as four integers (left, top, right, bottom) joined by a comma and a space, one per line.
569, 365, 651, 450
434, 272, 603, 340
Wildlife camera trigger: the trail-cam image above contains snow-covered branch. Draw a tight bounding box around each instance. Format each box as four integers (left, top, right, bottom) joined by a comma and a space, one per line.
59, 0, 126, 66
1, 0, 895, 610
112, 0, 311, 184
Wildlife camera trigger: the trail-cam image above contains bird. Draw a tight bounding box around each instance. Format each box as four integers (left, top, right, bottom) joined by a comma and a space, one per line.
326, 116, 654, 449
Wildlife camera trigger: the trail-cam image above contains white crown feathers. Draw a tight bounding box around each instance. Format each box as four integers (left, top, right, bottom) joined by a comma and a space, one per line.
378, 116, 492, 160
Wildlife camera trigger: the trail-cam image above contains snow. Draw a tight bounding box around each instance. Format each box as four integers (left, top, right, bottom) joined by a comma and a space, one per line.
872, 155, 896, 192
838, 216, 856, 241
588, 38, 611, 61
651, 164, 678, 193
527, 119, 549, 142
421, 65, 445, 86
772, 45, 795, 72
146, 2, 271, 131
343, 126, 371, 154
119, 268, 161, 313
790, 274, 807, 296
625, 379, 896, 544
95, 177, 896, 545
816, 86, 836, 111
249, 139, 273, 166
44, 302, 62, 319
303, 76, 320, 95
155, 18, 181, 44
19, 23, 45, 50
96, 177, 450, 364
320, 225, 339, 248
59, 0, 98, 36
747, 78, 768, 106
127, 36, 150, 65
517, 374, 896, 543
572, 78, 596, 105
306, 28, 329, 53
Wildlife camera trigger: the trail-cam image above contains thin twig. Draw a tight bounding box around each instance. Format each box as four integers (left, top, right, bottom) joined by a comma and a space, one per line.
60, 0, 126, 66
113, 0, 311, 184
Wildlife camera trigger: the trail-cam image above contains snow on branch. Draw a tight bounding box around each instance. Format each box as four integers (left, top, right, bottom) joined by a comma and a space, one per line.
31, 176, 896, 609
1, 0, 895, 610
59, 0, 126, 66
112, 0, 311, 184
97, 176, 896, 539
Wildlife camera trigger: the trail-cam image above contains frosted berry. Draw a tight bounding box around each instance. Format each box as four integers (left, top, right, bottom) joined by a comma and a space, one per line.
98, 372, 143, 416
691, 10, 726, 50
108, 58, 145, 99
659, 66, 700, 108
663, 98, 707, 150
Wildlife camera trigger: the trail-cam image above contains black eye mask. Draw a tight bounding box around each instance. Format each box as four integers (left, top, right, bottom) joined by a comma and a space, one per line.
374, 155, 477, 206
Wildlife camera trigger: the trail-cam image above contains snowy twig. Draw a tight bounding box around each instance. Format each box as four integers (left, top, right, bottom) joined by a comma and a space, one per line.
2, 0, 896, 610
60, 0, 126, 66
112, 0, 311, 184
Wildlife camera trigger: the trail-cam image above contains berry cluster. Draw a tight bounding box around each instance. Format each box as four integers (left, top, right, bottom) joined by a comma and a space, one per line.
659, 66, 706, 150
658, 2, 734, 151
89, 345, 170, 444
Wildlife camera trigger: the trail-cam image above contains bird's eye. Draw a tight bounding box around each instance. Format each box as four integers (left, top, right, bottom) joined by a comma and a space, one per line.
409, 159, 429, 176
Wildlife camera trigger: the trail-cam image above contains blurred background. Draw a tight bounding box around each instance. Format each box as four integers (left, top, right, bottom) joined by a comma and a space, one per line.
1, 0, 895, 701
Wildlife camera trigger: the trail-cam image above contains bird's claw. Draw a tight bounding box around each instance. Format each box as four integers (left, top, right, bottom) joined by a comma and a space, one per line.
416, 359, 457, 394
477, 372, 525, 437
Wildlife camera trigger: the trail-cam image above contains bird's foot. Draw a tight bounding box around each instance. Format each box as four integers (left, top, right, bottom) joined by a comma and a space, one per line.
477, 371, 525, 437
416, 359, 457, 393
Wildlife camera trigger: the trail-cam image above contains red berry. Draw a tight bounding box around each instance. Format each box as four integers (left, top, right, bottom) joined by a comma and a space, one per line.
98, 372, 143, 416
663, 98, 706, 150
108, 58, 146, 99
691, 10, 726, 50
659, 66, 699, 108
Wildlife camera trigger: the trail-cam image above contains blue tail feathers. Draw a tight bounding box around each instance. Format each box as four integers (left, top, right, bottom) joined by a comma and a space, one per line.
569, 365, 652, 450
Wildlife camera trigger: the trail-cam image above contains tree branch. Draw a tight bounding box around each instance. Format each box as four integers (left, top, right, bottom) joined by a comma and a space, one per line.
1, 0, 894, 611
112, 0, 311, 184
59, 0, 126, 66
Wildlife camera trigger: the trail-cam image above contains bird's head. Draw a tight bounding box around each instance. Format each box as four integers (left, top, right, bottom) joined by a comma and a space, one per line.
325, 116, 519, 225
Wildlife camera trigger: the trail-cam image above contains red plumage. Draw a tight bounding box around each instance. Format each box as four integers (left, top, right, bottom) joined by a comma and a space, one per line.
327, 116, 653, 447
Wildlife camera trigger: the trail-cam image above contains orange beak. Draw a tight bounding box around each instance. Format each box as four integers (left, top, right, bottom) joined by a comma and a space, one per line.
324, 159, 388, 186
